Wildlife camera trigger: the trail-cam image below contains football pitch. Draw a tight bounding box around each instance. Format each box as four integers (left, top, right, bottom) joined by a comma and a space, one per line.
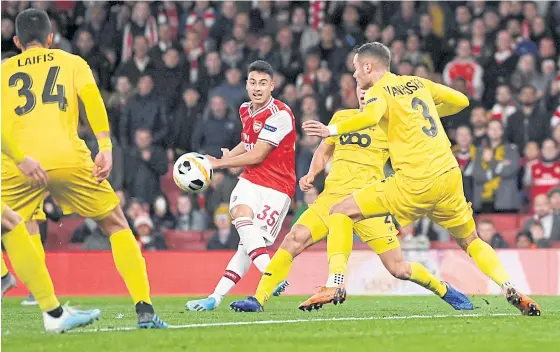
2, 295, 559, 352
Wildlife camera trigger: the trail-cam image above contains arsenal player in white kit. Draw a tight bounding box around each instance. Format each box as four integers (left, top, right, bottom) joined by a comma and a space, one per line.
186, 61, 296, 311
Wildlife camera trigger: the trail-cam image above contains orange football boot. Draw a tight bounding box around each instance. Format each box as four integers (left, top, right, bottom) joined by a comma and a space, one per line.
298, 285, 346, 311
506, 287, 541, 316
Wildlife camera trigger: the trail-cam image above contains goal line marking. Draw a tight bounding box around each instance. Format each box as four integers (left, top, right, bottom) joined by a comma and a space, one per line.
72, 312, 516, 334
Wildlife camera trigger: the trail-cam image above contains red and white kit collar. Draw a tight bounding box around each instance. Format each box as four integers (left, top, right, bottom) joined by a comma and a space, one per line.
248, 97, 274, 117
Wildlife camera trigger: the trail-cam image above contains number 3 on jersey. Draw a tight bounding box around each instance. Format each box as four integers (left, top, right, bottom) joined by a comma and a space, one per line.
411, 97, 438, 138
8, 66, 68, 116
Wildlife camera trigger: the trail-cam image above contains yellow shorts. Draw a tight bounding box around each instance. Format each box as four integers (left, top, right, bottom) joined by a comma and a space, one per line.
353, 167, 475, 239
295, 193, 400, 254
1, 164, 119, 222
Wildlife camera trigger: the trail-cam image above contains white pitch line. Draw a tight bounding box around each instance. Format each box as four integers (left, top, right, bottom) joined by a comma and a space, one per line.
71, 313, 516, 334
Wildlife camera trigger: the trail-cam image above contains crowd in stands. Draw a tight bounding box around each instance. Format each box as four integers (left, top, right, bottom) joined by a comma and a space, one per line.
2, 1, 560, 250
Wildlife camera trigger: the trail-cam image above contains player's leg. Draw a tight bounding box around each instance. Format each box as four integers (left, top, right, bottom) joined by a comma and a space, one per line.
231, 208, 325, 312
1, 252, 17, 297
20, 220, 43, 306
47, 167, 167, 327
433, 168, 540, 315
186, 243, 252, 311
1, 203, 100, 332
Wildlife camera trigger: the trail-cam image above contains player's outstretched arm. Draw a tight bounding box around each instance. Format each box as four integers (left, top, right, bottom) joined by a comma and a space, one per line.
222, 142, 246, 159
208, 141, 274, 169
300, 141, 334, 193
422, 79, 470, 117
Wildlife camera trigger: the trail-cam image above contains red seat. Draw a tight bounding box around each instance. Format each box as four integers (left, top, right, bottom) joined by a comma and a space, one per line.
476, 214, 519, 233
430, 241, 460, 249
500, 229, 519, 247
45, 217, 85, 249
164, 230, 204, 250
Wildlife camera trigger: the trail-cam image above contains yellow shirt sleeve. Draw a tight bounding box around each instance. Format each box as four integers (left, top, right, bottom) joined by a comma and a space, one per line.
331, 87, 387, 135
1, 120, 25, 164
75, 57, 111, 150
421, 78, 470, 117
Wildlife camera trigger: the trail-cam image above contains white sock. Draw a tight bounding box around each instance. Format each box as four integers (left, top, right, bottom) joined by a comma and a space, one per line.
326, 273, 345, 287
211, 245, 251, 306
234, 217, 271, 273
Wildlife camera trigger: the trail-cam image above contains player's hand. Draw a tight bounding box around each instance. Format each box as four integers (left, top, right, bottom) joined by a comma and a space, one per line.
299, 174, 315, 192
302, 120, 330, 138
221, 148, 231, 159
17, 156, 48, 188
93, 150, 113, 183
205, 154, 222, 169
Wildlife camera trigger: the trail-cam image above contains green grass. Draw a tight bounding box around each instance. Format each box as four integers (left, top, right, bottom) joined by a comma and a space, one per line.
2, 295, 559, 352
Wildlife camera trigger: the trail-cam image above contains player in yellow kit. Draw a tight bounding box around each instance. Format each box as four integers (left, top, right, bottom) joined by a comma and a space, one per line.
2, 9, 167, 328
230, 88, 472, 313
303, 42, 540, 316
1, 108, 101, 332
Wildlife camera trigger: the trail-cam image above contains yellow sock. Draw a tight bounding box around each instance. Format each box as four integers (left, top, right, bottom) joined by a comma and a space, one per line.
31, 233, 46, 262
409, 262, 447, 297
1, 254, 9, 277
110, 229, 152, 305
2, 221, 60, 312
467, 238, 511, 287
254, 248, 293, 306
327, 213, 354, 276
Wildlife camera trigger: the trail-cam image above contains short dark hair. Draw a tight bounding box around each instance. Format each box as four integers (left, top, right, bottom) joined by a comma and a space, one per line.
15, 9, 51, 47
353, 42, 391, 68
247, 60, 274, 78
520, 84, 537, 93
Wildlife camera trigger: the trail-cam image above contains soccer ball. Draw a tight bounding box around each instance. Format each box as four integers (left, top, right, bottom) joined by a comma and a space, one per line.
173, 152, 213, 193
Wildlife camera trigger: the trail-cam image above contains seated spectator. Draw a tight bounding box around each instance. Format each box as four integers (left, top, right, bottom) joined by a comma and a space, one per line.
148, 22, 181, 64
247, 33, 281, 72
135, 215, 167, 251
175, 194, 206, 231
150, 194, 176, 232
523, 194, 560, 241
549, 188, 560, 215
473, 120, 521, 213
516, 231, 536, 249
443, 39, 484, 100
107, 76, 133, 140
153, 48, 189, 112
191, 95, 240, 158
198, 52, 226, 99
169, 86, 203, 159
220, 36, 246, 71
120, 1, 158, 63
482, 31, 518, 109
529, 222, 552, 248
490, 85, 516, 128
74, 29, 111, 91
477, 219, 508, 249
313, 23, 347, 73
452, 126, 476, 202
402, 33, 433, 72
124, 129, 168, 204
210, 67, 246, 108
72, 219, 111, 251
443, 77, 473, 139
292, 186, 319, 225
115, 35, 156, 86
204, 169, 238, 219
296, 135, 324, 203
296, 49, 321, 91
276, 26, 303, 84
522, 141, 541, 200
470, 106, 490, 147
206, 204, 240, 250
120, 74, 169, 148
527, 139, 560, 203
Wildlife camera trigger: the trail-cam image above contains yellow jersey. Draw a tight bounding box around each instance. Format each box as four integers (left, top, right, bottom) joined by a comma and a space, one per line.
323, 109, 389, 196
333, 73, 469, 180
2, 47, 95, 171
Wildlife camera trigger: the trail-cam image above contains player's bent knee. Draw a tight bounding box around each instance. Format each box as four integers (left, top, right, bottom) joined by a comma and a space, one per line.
98, 205, 130, 236
230, 204, 254, 220
455, 232, 478, 251
329, 197, 364, 222
281, 225, 312, 257
386, 262, 411, 280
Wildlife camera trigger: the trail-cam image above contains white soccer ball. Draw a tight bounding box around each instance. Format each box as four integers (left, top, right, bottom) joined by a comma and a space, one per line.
173, 152, 213, 194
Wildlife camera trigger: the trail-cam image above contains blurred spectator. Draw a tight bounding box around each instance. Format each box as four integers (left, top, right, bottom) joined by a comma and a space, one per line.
402, 33, 433, 72
107, 76, 133, 140
549, 188, 560, 215
204, 170, 238, 220
506, 85, 550, 151
121, 2, 158, 63
419, 13, 444, 72
281, 84, 299, 114
72, 218, 111, 250
413, 217, 449, 242
75, 29, 112, 91
539, 37, 557, 62
276, 26, 303, 84
148, 22, 181, 64
292, 186, 319, 225
291, 7, 319, 54
443, 78, 473, 140
1, 18, 16, 53
313, 24, 346, 74
515, 231, 536, 249
443, 39, 484, 100
527, 139, 560, 203
452, 126, 476, 202
120, 74, 169, 148
153, 48, 188, 112
247, 33, 281, 72
523, 194, 560, 241
473, 120, 521, 213
206, 204, 239, 250
522, 141, 541, 194
135, 215, 167, 251
220, 36, 246, 71
528, 222, 553, 248
182, 29, 205, 84
79, 3, 117, 51
175, 194, 206, 231
482, 31, 519, 109
390, 1, 419, 38
535, 59, 558, 99
124, 129, 168, 204
296, 49, 321, 90
470, 106, 490, 147
510, 54, 540, 94
208, 1, 237, 50
490, 85, 517, 128
150, 194, 176, 232
446, 5, 472, 49
210, 67, 246, 108
169, 86, 203, 158
191, 95, 239, 157
198, 51, 226, 98
296, 135, 323, 203
340, 5, 364, 47
470, 17, 493, 67
50, 19, 72, 52
477, 219, 509, 249
115, 35, 156, 86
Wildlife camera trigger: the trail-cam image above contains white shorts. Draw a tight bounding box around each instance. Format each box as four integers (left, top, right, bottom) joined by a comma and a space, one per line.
229, 178, 291, 245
